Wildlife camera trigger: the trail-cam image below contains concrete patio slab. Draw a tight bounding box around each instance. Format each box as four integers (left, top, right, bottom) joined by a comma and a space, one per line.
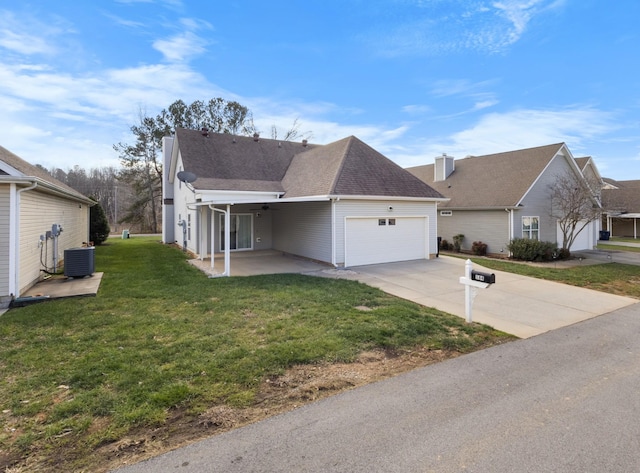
188, 250, 330, 277
13, 272, 104, 307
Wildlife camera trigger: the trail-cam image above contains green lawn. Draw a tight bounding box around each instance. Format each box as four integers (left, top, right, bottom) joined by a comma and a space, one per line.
608, 237, 640, 243
0, 238, 511, 472
471, 258, 640, 298
597, 243, 640, 253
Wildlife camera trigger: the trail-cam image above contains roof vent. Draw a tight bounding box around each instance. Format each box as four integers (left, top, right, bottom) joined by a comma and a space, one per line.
253, 133, 260, 141
201, 128, 209, 137
302, 139, 308, 147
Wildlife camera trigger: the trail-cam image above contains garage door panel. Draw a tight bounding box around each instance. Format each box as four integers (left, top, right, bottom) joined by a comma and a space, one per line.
557, 220, 594, 251
346, 217, 427, 267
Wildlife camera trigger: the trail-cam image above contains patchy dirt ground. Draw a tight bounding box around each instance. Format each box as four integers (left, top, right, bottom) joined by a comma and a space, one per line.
100, 347, 464, 473
4, 345, 506, 472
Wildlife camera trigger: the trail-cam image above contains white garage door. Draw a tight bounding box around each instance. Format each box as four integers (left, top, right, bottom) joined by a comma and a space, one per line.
557, 220, 595, 251
345, 216, 427, 267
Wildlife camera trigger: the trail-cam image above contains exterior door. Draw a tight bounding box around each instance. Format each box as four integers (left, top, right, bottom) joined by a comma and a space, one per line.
220, 214, 253, 251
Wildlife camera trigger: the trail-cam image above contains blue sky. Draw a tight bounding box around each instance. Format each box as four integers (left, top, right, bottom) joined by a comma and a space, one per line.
1, 0, 639, 179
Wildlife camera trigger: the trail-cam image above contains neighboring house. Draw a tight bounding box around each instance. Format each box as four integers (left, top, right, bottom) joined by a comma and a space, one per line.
162, 128, 446, 273
0, 146, 94, 309
406, 143, 602, 255
601, 178, 640, 238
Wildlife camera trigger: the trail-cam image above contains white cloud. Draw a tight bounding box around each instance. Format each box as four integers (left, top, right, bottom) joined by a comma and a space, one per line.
430, 79, 498, 97
397, 107, 617, 168
368, 0, 565, 56
152, 18, 212, 63
402, 104, 432, 114
472, 100, 499, 111
0, 10, 63, 55
153, 32, 209, 63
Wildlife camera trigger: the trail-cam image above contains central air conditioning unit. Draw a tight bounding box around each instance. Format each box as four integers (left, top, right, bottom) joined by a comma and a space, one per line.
64, 247, 95, 278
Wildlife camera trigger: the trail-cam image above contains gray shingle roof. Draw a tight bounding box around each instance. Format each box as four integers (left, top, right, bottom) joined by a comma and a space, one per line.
407, 143, 565, 208
602, 179, 640, 214
175, 129, 444, 200
0, 145, 90, 202
574, 157, 591, 171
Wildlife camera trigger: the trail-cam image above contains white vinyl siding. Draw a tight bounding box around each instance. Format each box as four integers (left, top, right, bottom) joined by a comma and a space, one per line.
517, 154, 569, 243
437, 209, 511, 254
334, 200, 438, 266
272, 201, 332, 263
19, 190, 88, 294
0, 185, 10, 297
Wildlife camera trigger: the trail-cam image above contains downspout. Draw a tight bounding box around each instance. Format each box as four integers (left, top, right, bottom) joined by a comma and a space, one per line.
505, 208, 513, 256
12, 181, 38, 298
199, 205, 206, 261
331, 198, 337, 267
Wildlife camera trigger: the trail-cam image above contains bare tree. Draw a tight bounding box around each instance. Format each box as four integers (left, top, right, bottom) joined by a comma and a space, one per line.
46, 165, 124, 231
114, 99, 257, 232
549, 171, 602, 253
270, 118, 313, 141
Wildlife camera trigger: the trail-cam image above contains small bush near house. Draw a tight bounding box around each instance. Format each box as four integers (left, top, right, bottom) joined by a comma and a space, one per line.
453, 234, 465, 252
440, 239, 453, 251
507, 238, 561, 262
472, 241, 488, 256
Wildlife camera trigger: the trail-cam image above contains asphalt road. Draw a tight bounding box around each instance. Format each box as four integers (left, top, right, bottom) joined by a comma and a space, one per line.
114, 302, 640, 473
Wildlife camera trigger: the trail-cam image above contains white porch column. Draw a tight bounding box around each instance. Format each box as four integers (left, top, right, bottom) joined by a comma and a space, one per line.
210, 206, 216, 271
225, 204, 231, 276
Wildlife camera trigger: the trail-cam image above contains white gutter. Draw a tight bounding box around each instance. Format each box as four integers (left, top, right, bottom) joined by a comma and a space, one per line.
505, 208, 514, 256
10, 181, 38, 298
331, 198, 337, 266
0, 176, 93, 205
188, 194, 449, 207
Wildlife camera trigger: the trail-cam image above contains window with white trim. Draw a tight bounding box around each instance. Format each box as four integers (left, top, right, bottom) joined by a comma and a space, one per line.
522, 216, 539, 240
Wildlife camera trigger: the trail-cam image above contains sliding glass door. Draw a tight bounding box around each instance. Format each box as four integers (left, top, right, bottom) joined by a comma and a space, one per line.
219, 214, 253, 251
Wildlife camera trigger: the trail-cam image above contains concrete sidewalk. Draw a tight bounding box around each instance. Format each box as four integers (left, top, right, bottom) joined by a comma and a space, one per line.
318, 256, 637, 338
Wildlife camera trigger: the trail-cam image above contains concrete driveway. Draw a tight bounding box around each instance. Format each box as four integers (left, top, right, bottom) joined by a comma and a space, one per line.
332, 256, 636, 339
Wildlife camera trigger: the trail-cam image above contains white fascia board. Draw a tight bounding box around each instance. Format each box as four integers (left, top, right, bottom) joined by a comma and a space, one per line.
187, 195, 329, 207
194, 191, 284, 204
168, 138, 181, 184
329, 194, 450, 203
608, 213, 640, 218
188, 194, 450, 207
441, 205, 521, 211
0, 161, 23, 176
0, 176, 93, 204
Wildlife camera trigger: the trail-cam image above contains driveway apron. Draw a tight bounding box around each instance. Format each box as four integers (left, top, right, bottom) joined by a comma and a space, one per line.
325, 256, 636, 338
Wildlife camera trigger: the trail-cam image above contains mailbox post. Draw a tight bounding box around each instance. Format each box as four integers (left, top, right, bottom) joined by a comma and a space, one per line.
459, 259, 495, 323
